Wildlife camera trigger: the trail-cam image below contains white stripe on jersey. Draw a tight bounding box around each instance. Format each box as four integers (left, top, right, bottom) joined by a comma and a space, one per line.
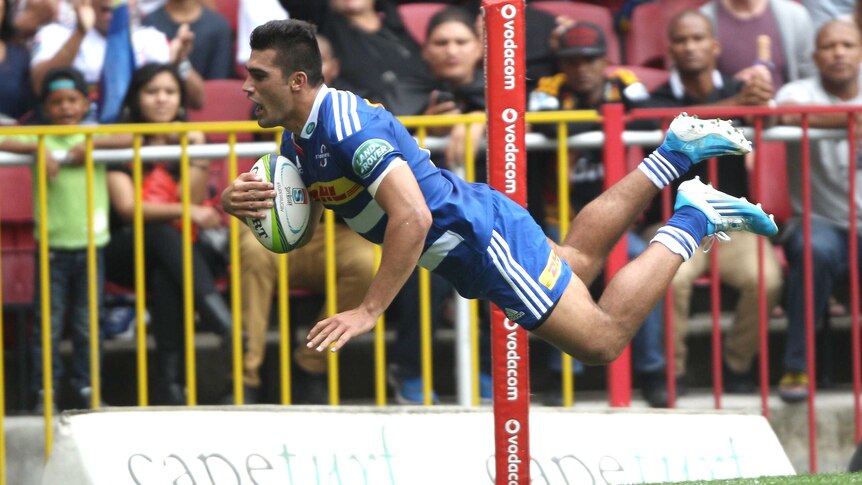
418, 230, 465, 271
491, 232, 554, 308
368, 157, 407, 197
487, 238, 543, 320
339, 91, 354, 137
344, 199, 386, 234
331, 90, 344, 140
348, 92, 361, 132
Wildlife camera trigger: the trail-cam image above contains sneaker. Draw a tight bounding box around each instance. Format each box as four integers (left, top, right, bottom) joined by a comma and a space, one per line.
32, 390, 58, 415
723, 363, 756, 394
665, 113, 752, 163
778, 371, 809, 403
479, 372, 492, 402
676, 176, 779, 239
388, 366, 438, 405
220, 385, 261, 405
637, 371, 669, 408
673, 374, 688, 397
294, 368, 329, 405
74, 387, 109, 410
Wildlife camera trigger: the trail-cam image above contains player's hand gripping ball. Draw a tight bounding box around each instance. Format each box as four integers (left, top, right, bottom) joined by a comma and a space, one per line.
244, 153, 311, 253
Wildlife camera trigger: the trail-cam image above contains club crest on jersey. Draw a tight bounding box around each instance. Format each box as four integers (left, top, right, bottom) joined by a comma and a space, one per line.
352, 139, 393, 179
504, 308, 525, 322
315, 144, 330, 167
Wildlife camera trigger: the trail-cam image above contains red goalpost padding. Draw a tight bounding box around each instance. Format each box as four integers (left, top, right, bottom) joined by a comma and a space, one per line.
482, 1, 531, 483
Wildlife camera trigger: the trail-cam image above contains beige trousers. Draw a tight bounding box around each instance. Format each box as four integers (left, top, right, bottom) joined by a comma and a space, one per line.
239, 223, 376, 387
669, 231, 783, 376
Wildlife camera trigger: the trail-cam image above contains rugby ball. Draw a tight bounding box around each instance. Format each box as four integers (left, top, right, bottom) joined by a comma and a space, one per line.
245, 153, 311, 253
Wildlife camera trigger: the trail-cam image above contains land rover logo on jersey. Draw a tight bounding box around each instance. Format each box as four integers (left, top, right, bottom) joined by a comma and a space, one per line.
305, 122, 315, 135
352, 139, 393, 178
504, 308, 525, 322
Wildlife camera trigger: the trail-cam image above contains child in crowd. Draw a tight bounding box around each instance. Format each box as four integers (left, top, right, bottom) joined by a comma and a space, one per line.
0, 67, 116, 412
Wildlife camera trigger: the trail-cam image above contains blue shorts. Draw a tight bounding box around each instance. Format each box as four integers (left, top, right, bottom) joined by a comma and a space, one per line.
459, 193, 573, 330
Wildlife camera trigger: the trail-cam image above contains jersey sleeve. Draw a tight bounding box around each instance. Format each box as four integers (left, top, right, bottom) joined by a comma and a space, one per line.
331, 112, 406, 196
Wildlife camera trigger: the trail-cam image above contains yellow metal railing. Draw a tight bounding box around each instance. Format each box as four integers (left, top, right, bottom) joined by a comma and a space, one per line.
0, 111, 600, 468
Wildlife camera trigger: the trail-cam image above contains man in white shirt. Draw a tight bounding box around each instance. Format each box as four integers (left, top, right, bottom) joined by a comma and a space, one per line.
30, 0, 204, 113
774, 19, 862, 403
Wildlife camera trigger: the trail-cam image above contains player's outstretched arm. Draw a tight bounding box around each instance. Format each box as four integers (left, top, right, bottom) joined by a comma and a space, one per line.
306, 162, 432, 353
221, 172, 278, 219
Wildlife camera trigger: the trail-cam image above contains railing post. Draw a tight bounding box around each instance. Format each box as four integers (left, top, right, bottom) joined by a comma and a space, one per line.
602, 103, 631, 407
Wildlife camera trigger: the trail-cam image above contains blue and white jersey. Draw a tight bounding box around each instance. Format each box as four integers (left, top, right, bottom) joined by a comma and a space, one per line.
279, 86, 498, 298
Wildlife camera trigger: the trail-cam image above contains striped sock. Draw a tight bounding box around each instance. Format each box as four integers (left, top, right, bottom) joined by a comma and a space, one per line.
650, 206, 708, 261
638, 146, 694, 189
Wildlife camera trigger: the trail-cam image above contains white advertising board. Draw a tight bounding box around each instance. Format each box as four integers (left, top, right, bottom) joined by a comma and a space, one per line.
40, 406, 793, 484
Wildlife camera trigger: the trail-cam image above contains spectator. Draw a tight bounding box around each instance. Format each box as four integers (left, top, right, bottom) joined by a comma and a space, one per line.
700, 0, 816, 91
319, 0, 433, 115
528, 22, 668, 407
0, 67, 112, 412
13, 0, 72, 39
641, 10, 783, 394
801, 0, 853, 31
232, 35, 377, 404
386, 7, 494, 404
235, 0, 288, 67
105, 63, 230, 404
774, 19, 862, 403
136, 0, 216, 19
30, 0, 205, 116
420, 6, 484, 171
142, 0, 234, 80
0, 0, 35, 123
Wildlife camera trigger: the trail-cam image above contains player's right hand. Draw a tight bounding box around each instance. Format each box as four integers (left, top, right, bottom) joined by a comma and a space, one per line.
306, 307, 378, 353
220, 172, 276, 219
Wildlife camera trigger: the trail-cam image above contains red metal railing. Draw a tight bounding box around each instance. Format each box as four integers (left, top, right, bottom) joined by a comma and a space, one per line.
602, 104, 862, 472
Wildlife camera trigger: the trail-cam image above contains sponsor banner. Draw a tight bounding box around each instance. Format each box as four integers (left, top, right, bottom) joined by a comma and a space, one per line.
484, 0, 530, 482
41, 407, 794, 485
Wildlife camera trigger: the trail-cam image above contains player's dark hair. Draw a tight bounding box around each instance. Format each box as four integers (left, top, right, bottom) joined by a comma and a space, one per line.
121, 63, 188, 123
426, 6, 478, 41
249, 19, 324, 86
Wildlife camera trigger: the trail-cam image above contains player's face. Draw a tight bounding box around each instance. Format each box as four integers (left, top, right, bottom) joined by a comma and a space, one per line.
814, 22, 862, 86
244, 48, 294, 129
559, 55, 607, 97
423, 20, 482, 85
668, 15, 718, 75
138, 71, 182, 123
44, 88, 89, 126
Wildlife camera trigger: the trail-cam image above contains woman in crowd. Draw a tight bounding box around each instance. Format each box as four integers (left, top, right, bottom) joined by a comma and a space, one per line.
106, 63, 231, 404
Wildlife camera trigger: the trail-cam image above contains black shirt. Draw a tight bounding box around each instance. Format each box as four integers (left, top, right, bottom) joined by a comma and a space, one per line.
641, 71, 749, 224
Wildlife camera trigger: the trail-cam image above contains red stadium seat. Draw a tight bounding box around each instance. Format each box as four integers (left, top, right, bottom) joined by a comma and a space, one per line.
626, 2, 666, 68
626, 0, 708, 68
213, 0, 238, 33
187, 79, 255, 143
2, 249, 34, 306
397, 2, 448, 45
0, 166, 33, 224
605, 65, 670, 92
530, 1, 621, 64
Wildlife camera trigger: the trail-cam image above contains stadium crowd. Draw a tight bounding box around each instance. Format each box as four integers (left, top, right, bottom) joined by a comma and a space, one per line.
0, 0, 859, 412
